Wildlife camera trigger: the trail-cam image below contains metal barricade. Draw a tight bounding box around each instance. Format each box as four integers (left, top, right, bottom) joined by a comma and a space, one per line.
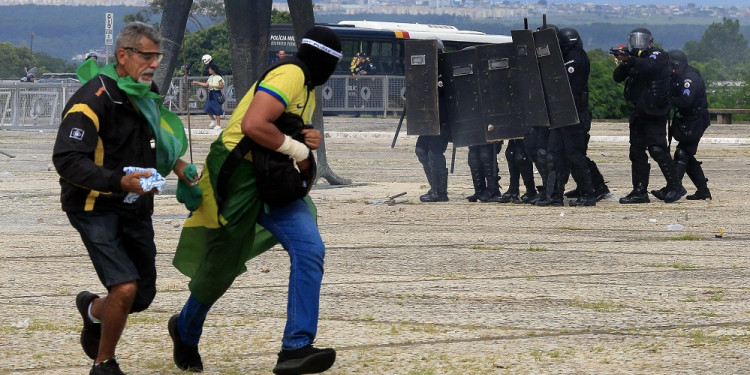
0, 82, 79, 130
0, 74, 407, 130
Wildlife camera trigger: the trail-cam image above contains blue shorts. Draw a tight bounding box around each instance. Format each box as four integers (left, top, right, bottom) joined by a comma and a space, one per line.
67, 211, 157, 311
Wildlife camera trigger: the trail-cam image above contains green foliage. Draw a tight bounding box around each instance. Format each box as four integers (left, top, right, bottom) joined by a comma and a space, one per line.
684, 18, 748, 69
0, 42, 75, 79
271, 9, 292, 24
588, 49, 630, 119
181, 22, 230, 76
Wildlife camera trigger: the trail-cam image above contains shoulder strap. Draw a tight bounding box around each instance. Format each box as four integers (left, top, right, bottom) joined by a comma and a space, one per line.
214, 58, 312, 222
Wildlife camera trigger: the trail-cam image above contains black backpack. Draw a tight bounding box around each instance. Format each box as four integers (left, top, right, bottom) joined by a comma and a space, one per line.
216, 58, 316, 212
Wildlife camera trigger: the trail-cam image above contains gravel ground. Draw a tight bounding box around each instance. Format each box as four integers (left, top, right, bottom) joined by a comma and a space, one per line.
0, 116, 749, 375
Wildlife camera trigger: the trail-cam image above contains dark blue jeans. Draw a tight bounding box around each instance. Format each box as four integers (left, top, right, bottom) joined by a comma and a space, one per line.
178, 199, 326, 351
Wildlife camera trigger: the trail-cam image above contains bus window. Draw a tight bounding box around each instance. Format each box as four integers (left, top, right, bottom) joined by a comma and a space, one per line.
339, 39, 363, 74
371, 41, 395, 74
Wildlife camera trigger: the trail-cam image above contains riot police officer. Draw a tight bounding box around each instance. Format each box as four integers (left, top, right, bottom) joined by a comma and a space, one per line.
613, 28, 685, 204
554, 27, 610, 206
416, 39, 451, 202
527, 23, 557, 205
652, 50, 712, 201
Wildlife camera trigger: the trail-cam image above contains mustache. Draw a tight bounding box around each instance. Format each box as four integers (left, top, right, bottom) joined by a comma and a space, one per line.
141, 69, 156, 76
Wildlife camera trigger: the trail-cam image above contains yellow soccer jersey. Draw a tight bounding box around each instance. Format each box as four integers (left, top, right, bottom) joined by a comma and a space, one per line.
222, 64, 314, 150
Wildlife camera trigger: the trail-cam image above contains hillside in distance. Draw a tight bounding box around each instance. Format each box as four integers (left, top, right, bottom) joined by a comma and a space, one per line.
2, 4, 749, 60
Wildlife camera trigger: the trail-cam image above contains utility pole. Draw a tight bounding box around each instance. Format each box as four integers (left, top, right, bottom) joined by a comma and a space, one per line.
29, 32, 34, 63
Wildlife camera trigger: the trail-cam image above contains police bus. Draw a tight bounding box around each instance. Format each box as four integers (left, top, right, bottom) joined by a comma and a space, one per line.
268, 21, 511, 115
270, 21, 512, 75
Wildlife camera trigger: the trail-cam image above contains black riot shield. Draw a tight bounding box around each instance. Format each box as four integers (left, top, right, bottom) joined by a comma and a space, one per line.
475, 43, 527, 142
533, 28, 580, 128
404, 40, 440, 136
440, 47, 486, 147
510, 29, 549, 128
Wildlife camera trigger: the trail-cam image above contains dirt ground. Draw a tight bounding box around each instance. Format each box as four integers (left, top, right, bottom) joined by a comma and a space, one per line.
0, 117, 749, 375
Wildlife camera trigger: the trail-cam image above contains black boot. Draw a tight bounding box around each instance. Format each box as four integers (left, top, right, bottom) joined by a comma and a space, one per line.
685, 159, 712, 200
496, 188, 520, 203
535, 171, 563, 206
478, 156, 501, 202
466, 155, 485, 202
418, 158, 434, 201
518, 155, 537, 204
569, 165, 597, 207
421, 168, 449, 202
657, 157, 686, 203
620, 164, 650, 204
588, 159, 610, 201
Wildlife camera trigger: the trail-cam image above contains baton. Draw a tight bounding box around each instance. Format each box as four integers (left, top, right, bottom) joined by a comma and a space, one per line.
450, 144, 456, 173
391, 105, 406, 148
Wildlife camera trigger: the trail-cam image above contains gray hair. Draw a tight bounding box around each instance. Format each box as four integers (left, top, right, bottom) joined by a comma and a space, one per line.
115, 22, 161, 49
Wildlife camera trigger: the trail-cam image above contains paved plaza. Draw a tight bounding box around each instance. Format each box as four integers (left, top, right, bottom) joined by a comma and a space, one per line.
1, 117, 749, 374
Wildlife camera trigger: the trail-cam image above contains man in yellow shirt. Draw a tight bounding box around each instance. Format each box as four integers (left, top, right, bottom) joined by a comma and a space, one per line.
168, 26, 342, 375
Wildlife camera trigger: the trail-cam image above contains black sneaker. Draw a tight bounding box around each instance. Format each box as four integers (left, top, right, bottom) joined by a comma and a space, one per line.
272, 345, 336, 375
76, 291, 101, 360
90, 358, 126, 375
168, 314, 203, 372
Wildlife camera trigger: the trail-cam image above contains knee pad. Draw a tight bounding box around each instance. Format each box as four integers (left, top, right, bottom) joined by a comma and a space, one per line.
130, 285, 156, 313
415, 145, 429, 165
674, 147, 692, 166
647, 145, 669, 163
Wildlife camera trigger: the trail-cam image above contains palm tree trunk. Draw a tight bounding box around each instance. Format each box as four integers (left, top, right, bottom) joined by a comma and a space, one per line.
288, 0, 351, 185
225, 0, 272, 100
155, 0, 193, 96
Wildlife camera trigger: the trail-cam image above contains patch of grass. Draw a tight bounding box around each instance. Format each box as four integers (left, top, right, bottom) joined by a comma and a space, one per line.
679, 295, 697, 302
468, 245, 504, 250
570, 298, 625, 312
632, 339, 666, 353
666, 235, 702, 241
523, 246, 548, 252
646, 263, 700, 270
704, 289, 726, 301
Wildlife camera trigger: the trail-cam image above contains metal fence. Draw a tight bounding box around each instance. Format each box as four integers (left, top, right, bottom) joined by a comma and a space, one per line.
1, 75, 406, 130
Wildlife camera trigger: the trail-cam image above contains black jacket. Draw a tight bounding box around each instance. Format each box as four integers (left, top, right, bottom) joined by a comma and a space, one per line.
52, 74, 158, 217
613, 47, 671, 116
563, 46, 590, 110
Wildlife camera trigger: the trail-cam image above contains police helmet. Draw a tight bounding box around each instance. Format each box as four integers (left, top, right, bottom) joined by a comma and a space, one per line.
557, 27, 581, 49
668, 49, 689, 71
628, 28, 653, 51
86, 52, 98, 60
201, 54, 212, 65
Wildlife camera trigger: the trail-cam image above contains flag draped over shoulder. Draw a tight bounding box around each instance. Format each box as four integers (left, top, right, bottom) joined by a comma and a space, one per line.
76, 59, 187, 176
171, 132, 316, 304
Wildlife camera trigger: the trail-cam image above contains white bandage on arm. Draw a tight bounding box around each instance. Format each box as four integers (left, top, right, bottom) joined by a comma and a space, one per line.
275, 135, 310, 163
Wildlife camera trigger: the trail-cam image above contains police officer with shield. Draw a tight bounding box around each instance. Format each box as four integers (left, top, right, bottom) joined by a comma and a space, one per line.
554, 27, 610, 206
613, 28, 685, 204
651, 50, 712, 201
416, 40, 451, 202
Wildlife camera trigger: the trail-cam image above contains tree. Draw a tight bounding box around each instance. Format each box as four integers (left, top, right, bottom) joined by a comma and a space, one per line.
287, 0, 350, 185
684, 18, 748, 68
225, 0, 272, 100
588, 49, 629, 119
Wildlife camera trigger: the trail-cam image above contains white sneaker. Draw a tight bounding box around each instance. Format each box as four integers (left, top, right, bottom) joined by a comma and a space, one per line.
213, 125, 221, 131
208, 120, 216, 128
